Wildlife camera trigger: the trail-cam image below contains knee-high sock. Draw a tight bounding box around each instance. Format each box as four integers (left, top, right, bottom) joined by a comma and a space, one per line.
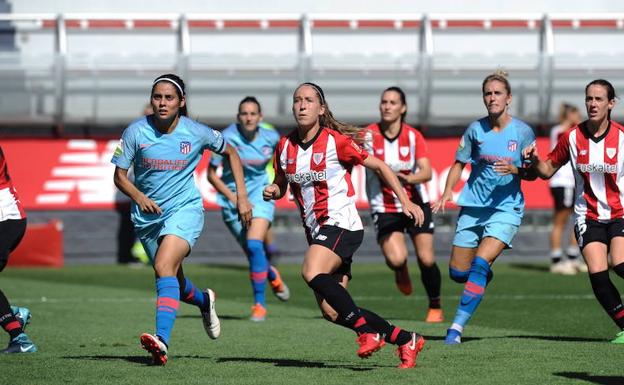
180, 277, 207, 309
307, 273, 375, 334
449, 265, 493, 285
614, 263, 624, 280
247, 240, 268, 306
155, 276, 180, 346
589, 270, 624, 329
0, 289, 21, 340
419, 262, 442, 308
268, 265, 278, 282
450, 256, 490, 333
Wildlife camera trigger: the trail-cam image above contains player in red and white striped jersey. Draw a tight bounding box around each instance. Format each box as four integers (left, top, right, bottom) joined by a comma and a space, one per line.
364, 87, 443, 323
0, 146, 37, 353
264, 83, 425, 368
526, 79, 624, 343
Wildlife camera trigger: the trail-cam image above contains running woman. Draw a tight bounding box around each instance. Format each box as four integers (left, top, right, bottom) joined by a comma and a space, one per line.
112, 74, 252, 365
263, 82, 426, 368
433, 70, 537, 345
0, 146, 36, 354
364, 86, 443, 323
208, 96, 289, 322
524, 79, 624, 344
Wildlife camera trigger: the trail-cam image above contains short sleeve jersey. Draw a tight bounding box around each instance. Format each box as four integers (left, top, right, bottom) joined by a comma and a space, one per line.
274, 127, 368, 238
0, 146, 26, 221
111, 116, 225, 220
549, 124, 575, 188
209, 123, 280, 207
364, 122, 429, 213
455, 117, 536, 219
548, 121, 624, 223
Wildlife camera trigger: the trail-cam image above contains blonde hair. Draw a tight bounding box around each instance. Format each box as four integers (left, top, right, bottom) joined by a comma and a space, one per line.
296, 82, 365, 144
482, 69, 511, 95
557, 103, 579, 125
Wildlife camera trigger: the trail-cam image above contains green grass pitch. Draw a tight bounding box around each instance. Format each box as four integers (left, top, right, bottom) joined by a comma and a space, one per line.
1, 262, 623, 385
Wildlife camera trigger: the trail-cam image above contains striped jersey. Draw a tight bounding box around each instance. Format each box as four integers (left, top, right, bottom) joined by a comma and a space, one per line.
548, 120, 624, 223
0, 146, 26, 221
274, 127, 368, 238
549, 124, 575, 188
364, 122, 429, 213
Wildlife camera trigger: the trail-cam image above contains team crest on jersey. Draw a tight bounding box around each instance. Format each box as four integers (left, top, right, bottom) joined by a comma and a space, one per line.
580, 150, 588, 156
508, 140, 518, 152
312, 153, 324, 165
180, 141, 191, 155
262, 146, 273, 157
606, 147, 617, 159
375, 149, 384, 155
399, 146, 409, 157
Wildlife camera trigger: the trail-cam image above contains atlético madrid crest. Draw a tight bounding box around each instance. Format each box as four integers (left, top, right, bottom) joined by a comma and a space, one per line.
180, 141, 191, 154
507, 140, 518, 152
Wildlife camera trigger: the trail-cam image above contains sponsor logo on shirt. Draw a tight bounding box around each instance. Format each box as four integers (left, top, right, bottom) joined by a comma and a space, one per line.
389, 161, 413, 172
577, 163, 617, 174
113, 139, 123, 157
285, 170, 327, 184
350, 141, 363, 153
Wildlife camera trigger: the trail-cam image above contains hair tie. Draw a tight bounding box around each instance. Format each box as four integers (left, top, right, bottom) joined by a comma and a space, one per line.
153, 77, 184, 96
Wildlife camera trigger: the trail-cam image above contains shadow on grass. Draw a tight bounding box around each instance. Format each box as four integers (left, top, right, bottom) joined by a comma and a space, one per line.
177, 314, 246, 320
505, 335, 604, 343
508, 263, 550, 273
217, 356, 376, 371
63, 354, 214, 366
554, 372, 624, 385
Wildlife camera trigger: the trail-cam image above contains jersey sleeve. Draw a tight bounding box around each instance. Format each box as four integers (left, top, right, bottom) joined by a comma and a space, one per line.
111, 126, 137, 170
414, 130, 428, 159
273, 137, 287, 182
335, 133, 369, 166
455, 124, 474, 164
547, 130, 571, 167
520, 123, 537, 154
198, 122, 226, 155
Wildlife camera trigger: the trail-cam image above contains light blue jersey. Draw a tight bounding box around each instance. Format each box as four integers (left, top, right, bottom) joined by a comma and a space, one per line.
111, 116, 225, 257
455, 117, 535, 222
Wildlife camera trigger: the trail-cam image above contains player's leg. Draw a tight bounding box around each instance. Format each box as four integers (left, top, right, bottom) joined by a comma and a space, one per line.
550, 199, 577, 275
612, 236, 624, 343
0, 219, 36, 354
176, 266, 219, 339
411, 232, 443, 322
246, 217, 271, 321
374, 213, 412, 295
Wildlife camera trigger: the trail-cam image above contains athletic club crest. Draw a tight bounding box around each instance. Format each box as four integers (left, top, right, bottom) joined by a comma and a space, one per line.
606, 147, 616, 159
180, 141, 191, 154
312, 152, 324, 165
399, 146, 410, 157
507, 140, 518, 152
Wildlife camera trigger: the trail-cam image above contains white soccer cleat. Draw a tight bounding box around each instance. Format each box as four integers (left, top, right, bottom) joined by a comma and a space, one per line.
550, 260, 577, 275
202, 289, 221, 339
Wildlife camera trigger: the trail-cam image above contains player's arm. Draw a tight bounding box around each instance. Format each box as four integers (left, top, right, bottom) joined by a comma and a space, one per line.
113, 166, 162, 214
492, 160, 538, 181
207, 164, 237, 205
433, 160, 466, 213
221, 143, 252, 228
263, 165, 287, 201
396, 157, 432, 185
522, 144, 561, 180
362, 155, 424, 226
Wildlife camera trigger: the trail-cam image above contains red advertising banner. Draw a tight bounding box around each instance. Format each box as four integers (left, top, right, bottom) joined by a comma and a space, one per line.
1, 137, 553, 210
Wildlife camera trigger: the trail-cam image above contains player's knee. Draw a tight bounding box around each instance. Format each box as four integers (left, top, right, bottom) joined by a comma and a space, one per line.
449, 266, 469, 283
321, 307, 339, 323
613, 263, 624, 279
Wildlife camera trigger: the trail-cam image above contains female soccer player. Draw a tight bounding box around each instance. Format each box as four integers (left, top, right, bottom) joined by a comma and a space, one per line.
263, 82, 426, 368
364, 86, 443, 323
433, 70, 536, 345
548, 103, 585, 275
0, 146, 36, 354
112, 74, 252, 365
524, 79, 624, 344
208, 96, 289, 322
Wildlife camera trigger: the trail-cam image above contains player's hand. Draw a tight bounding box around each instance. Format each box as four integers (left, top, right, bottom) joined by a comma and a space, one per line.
402, 201, 424, 227
237, 196, 253, 229
263, 184, 280, 201
136, 194, 162, 214
522, 144, 538, 164
432, 192, 453, 214
396, 172, 411, 185
493, 160, 518, 176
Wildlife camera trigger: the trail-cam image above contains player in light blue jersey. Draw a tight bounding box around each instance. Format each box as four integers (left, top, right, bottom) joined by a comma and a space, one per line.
433, 70, 537, 345
112, 74, 252, 365
208, 96, 290, 322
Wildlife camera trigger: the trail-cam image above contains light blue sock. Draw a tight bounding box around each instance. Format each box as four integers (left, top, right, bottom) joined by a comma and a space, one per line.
247, 239, 268, 306
181, 277, 206, 309
450, 256, 491, 333
155, 276, 180, 346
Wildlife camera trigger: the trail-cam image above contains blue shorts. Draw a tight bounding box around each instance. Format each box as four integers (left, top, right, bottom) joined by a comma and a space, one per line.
221, 188, 275, 247
134, 205, 204, 263
453, 207, 520, 249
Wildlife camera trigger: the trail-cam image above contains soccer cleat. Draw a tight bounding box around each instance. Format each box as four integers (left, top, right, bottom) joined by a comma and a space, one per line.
396, 332, 425, 369
11, 306, 31, 330
394, 264, 413, 295
610, 330, 624, 344
444, 328, 462, 345
356, 333, 385, 358
140, 333, 168, 365
250, 303, 267, 322
201, 289, 221, 339
550, 261, 577, 275
269, 267, 290, 302
1, 333, 37, 354
425, 308, 444, 323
